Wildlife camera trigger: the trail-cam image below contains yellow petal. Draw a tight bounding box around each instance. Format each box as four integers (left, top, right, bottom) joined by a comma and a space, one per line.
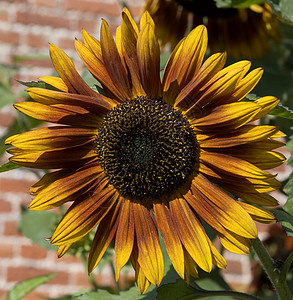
238, 202, 276, 224
39, 76, 68, 92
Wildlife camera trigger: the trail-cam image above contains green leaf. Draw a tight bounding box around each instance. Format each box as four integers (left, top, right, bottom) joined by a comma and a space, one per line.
157, 279, 195, 300
215, 0, 264, 8
76, 286, 156, 300
8, 273, 56, 300
267, 0, 293, 25
269, 103, 293, 119
16, 80, 59, 91
19, 209, 59, 250
0, 161, 20, 173
273, 209, 293, 237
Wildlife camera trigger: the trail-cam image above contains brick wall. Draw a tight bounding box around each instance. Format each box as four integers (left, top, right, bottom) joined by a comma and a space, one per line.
0, 0, 291, 299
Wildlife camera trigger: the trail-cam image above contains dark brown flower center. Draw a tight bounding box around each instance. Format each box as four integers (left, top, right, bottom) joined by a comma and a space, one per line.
96, 97, 198, 200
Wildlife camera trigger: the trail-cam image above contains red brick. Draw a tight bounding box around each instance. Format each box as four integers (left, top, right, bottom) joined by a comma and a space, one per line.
32, 0, 58, 8
26, 33, 48, 48
0, 10, 9, 22
72, 272, 92, 287
0, 244, 13, 258
0, 30, 20, 46
21, 244, 47, 260
3, 221, 22, 237
0, 178, 35, 193
0, 112, 15, 127
54, 253, 81, 264
223, 260, 243, 276
64, 0, 120, 17
77, 19, 99, 33
0, 199, 12, 212
7, 267, 69, 285
16, 11, 70, 29
58, 37, 76, 51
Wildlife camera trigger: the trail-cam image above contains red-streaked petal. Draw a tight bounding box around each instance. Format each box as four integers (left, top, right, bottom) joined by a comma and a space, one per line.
197, 125, 280, 148
50, 188, 118, 245
29, 162, 104, 211
6, 126, 97, 151
131, 244, 151, 294
100, 19, 132, 100
27, 87, 116, 114
49, 43, 98, 97
114, 198, 135, 280
169, 196, 212, 272
133, 202, 164, 286
153, 201, 184, 279
163, 26, 208, 103
137, 23, 162, 98
88, 197, 122, 273
14, 102, 99, 127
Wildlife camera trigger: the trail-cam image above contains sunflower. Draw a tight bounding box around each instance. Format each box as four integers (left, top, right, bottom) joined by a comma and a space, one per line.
6, 8, 285, 293
143, 0, 280, 58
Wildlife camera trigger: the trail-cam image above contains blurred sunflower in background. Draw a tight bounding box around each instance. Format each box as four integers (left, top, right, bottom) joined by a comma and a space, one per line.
5, 8, 285, 294
143, 0, 280, 58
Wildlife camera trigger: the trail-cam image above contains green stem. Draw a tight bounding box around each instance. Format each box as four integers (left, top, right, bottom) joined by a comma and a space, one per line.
251, 238, 292, 300
180, 289, 263, 300
280, 250, 293, 283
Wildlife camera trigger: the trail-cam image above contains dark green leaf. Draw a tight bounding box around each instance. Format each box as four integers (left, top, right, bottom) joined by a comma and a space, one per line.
267, 0, 293, 25
273, 209, 293, 237
8, 273, 56, 300
215, 0, 264, 8
19, 209, 59, 250
0, 161, 20, 173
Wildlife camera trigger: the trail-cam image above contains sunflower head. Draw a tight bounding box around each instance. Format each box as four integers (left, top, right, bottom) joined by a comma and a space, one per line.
5, 8, 285, 294
143, 0, 280, 58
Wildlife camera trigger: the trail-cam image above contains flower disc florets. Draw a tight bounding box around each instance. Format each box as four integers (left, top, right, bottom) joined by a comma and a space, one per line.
96, 97, 198, 200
